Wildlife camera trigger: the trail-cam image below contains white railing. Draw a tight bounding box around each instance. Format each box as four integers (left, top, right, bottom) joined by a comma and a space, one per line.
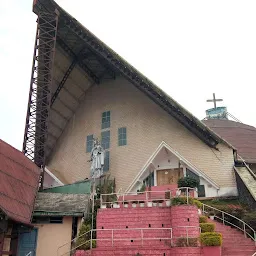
25, 252, 33, 256
202, 203, 256, 245
58, 226, 200, 256
100, 187, 196, 208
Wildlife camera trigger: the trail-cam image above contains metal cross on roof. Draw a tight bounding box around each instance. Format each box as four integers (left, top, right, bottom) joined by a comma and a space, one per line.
206, 93, 223, 109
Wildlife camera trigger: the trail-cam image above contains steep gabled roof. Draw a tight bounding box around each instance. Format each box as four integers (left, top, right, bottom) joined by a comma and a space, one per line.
0, 139, 41, 225
33, 0, 226, 159
203, 119, 256, 163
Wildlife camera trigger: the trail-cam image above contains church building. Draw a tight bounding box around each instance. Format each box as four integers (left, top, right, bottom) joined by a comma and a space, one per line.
24, 0, 245, 200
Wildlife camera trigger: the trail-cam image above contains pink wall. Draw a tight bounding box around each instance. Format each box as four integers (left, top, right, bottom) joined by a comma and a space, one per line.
96, 205, 199, 248
171, 205, 200, 239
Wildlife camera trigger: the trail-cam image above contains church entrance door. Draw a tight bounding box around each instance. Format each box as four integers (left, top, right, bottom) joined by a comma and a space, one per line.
157, 168, 183, 185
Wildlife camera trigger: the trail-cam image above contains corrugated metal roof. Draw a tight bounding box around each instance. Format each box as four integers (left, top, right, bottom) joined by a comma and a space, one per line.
33, 192, 89, 216
203, 119, 256, 163
0, 139, 41, 224
43, 180, 91, 194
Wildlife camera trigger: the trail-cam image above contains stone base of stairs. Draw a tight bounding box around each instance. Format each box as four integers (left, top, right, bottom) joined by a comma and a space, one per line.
75, 247, 202, 256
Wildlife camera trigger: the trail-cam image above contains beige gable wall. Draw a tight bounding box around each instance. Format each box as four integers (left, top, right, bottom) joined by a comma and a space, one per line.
35, 216, 73, 256
47, 77, 236, 191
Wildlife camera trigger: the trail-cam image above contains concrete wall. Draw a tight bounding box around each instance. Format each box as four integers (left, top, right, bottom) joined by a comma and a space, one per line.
35, 217, 73, 256
47, 77, 236, 195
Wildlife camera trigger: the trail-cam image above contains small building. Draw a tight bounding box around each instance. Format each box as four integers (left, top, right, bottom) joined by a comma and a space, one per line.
0, 139, 41, 256
32, 182, 90, 256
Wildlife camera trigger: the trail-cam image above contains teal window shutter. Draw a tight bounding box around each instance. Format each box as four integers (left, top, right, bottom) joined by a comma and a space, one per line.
103, 151, 110, 172
102, 111, 110, 129
118, 127, 127, 146
86, 135, 94, 152
101, 131, 110, 150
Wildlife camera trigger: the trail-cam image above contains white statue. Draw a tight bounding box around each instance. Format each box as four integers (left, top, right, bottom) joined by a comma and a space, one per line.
89, 138, 105, 179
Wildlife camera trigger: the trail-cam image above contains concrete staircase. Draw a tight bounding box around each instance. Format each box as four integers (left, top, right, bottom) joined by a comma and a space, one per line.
75, 247, 202, 255
235, 166, 256, 201
210, 219, 256, 256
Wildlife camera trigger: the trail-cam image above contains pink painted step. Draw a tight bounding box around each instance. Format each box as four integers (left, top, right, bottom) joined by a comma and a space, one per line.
75, 247, 202, 256
209, 219, 256, 256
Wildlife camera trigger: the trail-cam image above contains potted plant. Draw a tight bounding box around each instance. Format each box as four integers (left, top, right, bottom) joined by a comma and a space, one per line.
123, 201, 129, 208
147, 201, 153, 207
158, 200, 164, 207
132, 201, 138, 208
101, 204, 107, 209
139, 200, 145, 207
177, 177, 199, 196
153, 200, 158, 207
113, 201, 120, 208
200, 232, 222, 256
208, 211, 215, 220
165, 190, 171, 207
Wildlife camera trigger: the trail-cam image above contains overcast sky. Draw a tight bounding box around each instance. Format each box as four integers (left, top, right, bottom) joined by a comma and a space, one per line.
1, 0, 256, 150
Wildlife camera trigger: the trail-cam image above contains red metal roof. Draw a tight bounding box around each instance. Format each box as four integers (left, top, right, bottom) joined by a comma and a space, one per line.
203, 119, 256, 163
0, 139, 41, 225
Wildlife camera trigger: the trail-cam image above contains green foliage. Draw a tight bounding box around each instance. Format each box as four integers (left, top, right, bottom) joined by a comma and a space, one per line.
214, 204, 245, 219
242, 212, 256, 233
193, 199, 202, 209
199, 216, 208, 223
176, 237, 198, 247
75, 223, 96, 250
200, 232, 222, 246
178, 177, 199, 188
171, 197, 202, 209
200, 223, 215, 233
96, 175, 116, 206
172, 197, 192, 206
139, 184, 146, 192
207, 211, 215, 216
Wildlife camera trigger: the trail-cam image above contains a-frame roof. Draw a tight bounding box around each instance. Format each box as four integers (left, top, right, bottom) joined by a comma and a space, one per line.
33, 0, 226, 159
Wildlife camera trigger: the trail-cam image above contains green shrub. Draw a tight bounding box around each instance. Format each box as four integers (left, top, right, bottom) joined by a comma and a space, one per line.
193, 199, 202, 209
172, 197, 192, 205
172, 197, 202, 209
199, 216, 208, 223
212, 204, 245, 219
75, 223, 96, 250
178, 177, 199, 188
176, 237, 198, 247
139, 184, 146, 192
200, 223, 215, 233
200, 232, 222, 246
242, 212, 256, 229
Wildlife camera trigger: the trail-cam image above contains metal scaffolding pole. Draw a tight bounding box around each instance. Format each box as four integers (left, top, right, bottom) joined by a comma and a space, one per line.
22, 9, 59, 189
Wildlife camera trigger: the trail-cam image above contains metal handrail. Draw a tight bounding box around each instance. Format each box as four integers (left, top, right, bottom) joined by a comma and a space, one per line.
57, 229, 91, 256
58, 226, 200, 256
237, 155, 256, 180
25, 251, 33, 256
100, 187, 196, 207
202, 203, 256, 244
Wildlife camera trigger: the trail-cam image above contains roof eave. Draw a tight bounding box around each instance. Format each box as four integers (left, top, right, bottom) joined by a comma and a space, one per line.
33, 0, 221, 148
